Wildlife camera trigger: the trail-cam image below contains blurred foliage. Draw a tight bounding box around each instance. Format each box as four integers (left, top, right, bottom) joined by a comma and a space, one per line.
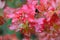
30, 34, 37, 40
16, 31, 24, 40
0, 9, 3, 16
0, 19, 15, 35
6, 0, 27, 8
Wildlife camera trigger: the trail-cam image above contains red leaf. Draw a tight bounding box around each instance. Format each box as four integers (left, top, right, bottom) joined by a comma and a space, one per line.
0, 16, 5, 25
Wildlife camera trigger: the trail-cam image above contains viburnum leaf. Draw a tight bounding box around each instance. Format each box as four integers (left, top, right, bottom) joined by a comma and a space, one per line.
6, 0, 16, 8
5, 28, 15, 34
2, 19, 14, 34
6, 0, 27, 8
0, 9, 4, 16
6, 19, 12, 26
16, 31, 24, 40
30, 34, 36, 40
0, 26, 4, 35
15, 0, 27, 7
